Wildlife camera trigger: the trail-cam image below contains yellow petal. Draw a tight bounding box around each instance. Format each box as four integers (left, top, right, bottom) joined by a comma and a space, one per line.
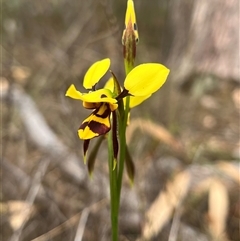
83, 58, 110, 89
123, 94, 151, 108
104, 77, 114, 92
129, 94, 151, 108
109, 103, 118, 112
124, 63, 170, 96
79, 126, 99, 140
65, 84, 117, 104
65, 84, 84, 99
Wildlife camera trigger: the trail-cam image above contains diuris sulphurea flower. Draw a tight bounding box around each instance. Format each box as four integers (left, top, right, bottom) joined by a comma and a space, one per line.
65, 58, 169, 165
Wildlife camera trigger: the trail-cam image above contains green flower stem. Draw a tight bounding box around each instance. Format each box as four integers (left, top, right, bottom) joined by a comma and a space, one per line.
109, 69, 132, 241
124, 55, 134, 77
108, 130, 119, 241
108, 60, 133, 240
117, 95, 130, 196
119, 59, 134, 182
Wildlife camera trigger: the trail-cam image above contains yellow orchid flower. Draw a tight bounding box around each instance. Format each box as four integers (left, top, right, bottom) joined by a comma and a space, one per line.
65, 58, 169, 162
66, 59, 169, 139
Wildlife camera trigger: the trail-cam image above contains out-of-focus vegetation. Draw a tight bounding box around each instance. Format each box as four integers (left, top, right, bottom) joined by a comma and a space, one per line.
1, 0, 239, 240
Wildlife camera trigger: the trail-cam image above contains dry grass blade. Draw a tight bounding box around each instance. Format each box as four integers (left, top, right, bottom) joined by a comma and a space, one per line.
1, 201, 36, 231
216, 161, 240, 184
208, 178, 229, 240
31, 213, 81, 241
141, 170, 190, 240
127, 118, 183, 153
74, 208, 90, 241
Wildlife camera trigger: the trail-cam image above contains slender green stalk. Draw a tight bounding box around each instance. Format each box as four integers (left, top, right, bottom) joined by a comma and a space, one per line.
108, 130, 119, 241
109, 66, 132, 240
117, 95, 130, 196
119, 59, 134, 169
116, 62, 133, 226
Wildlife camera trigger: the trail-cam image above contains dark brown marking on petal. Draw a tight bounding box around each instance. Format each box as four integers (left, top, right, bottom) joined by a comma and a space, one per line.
79, 121, 88, 130
88, 120, 110, 136
101, 94, 107, 98
94, 105, 111, 118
